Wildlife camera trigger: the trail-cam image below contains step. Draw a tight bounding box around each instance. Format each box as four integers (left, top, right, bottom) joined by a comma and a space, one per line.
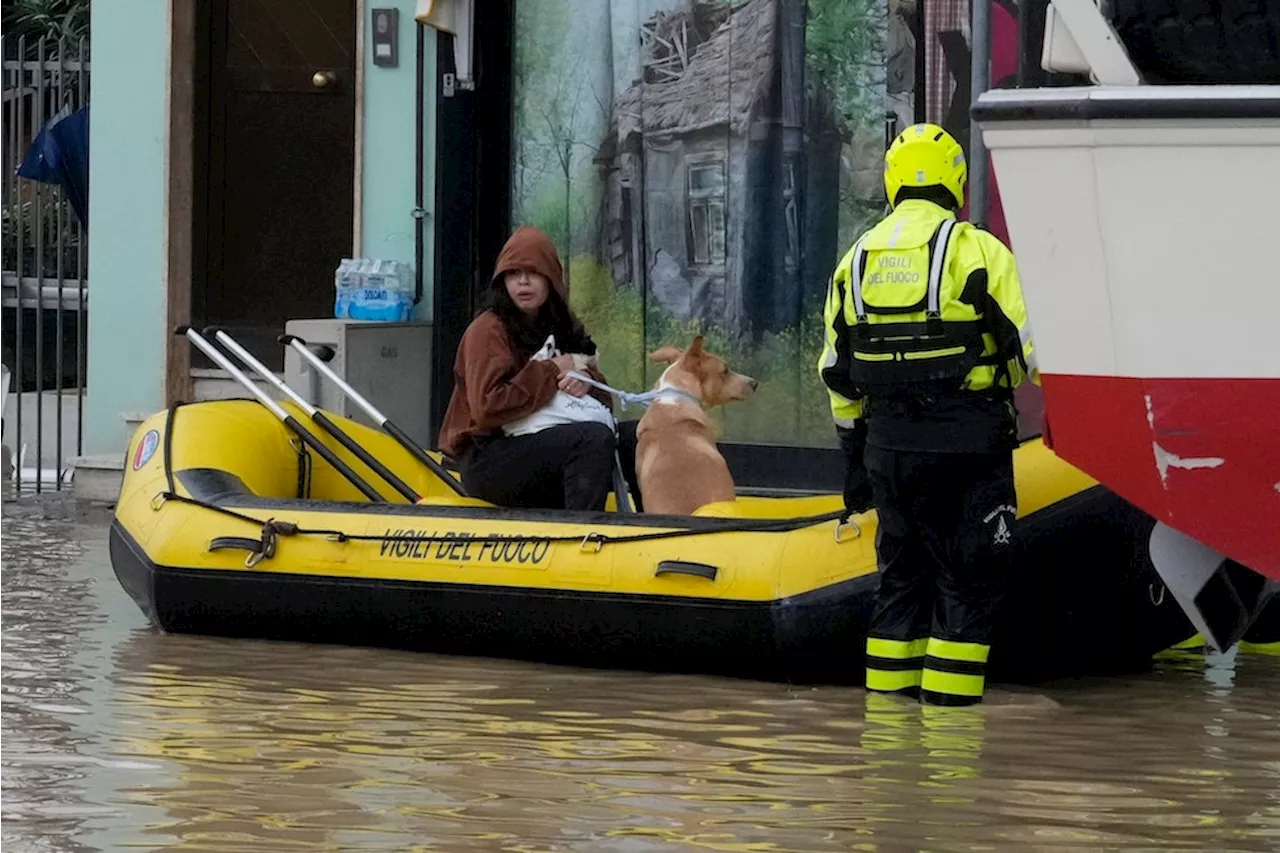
71, 453, 125, 504
192, 368, 285, 402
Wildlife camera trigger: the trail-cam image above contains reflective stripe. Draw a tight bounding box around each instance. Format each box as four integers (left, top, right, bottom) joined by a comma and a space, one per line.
921, 668, 985, 698
832, 415, 859, 428
926, 638, 990, 664
820, 271, 842, 370
926, 218, 956, 317
1240, 640, 1280, 656
849, 239, 868, 320
867, 637, 928, 660
867, 667, 923, 692
887, 218, 905, 249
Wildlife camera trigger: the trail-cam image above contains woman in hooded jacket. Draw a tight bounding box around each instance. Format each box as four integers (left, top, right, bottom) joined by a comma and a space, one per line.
437, 226, 642, 512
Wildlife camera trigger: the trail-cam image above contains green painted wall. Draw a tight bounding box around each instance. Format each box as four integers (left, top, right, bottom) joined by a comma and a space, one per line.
83, 0, 170, 456
360, 5, 437, 323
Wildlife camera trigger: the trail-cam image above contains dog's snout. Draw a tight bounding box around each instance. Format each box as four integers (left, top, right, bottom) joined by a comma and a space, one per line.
748, 377, 759, 391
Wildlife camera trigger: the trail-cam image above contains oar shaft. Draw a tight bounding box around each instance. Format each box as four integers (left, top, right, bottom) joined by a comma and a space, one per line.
282, 334, 388, 423
311, 410, 421, 503
211, 329, 421, 503
280, 333, 467, 497
176, 326, 386, 502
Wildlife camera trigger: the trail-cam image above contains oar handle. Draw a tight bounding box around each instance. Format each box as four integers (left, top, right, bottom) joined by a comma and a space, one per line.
279, 333, 468, 497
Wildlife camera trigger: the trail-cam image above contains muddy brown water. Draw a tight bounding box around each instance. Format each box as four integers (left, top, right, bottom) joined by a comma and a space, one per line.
3, 509, 1279, 852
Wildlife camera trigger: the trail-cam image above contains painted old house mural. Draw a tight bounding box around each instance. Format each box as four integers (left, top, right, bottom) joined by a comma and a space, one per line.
509, 0, 1039, 447
511, 0, 888, 447
594, 0, 844, 338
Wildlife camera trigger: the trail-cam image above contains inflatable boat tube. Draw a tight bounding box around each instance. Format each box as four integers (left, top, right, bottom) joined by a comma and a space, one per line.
108, 400, 1192, 685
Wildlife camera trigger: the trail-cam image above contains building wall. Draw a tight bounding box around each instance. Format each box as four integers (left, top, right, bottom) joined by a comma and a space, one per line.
83, 0, 170, 456
359, 1, 437, 322
83, 4, 437, 456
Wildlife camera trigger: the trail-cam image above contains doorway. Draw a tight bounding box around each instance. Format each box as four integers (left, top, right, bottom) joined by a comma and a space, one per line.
193, 0, 358, 371
428, 1, 515, 449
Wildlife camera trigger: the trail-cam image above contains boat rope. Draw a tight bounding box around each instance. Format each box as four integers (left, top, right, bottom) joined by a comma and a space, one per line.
153, 488, 848, 567
152, 402, 857, 568
563, 371, 701, 411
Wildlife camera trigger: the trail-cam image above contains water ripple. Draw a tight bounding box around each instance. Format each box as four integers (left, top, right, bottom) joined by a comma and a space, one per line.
3, 514, 1279, 851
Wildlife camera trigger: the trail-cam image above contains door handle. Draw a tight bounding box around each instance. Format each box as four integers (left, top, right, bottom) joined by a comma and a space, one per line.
312, 70, 338, 90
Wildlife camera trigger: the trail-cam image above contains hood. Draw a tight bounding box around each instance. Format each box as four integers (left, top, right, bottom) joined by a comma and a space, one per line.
491, 226, 566, 298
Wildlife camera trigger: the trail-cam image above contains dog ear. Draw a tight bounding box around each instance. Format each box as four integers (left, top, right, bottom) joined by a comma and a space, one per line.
648, 346, 684, 364
686, 335, 705, 358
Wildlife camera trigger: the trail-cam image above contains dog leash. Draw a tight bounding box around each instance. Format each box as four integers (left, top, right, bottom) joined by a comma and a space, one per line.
564, 371, 702, 411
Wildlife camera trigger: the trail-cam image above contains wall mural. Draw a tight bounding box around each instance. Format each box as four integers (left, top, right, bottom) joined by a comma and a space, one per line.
510, 0, 1035, 448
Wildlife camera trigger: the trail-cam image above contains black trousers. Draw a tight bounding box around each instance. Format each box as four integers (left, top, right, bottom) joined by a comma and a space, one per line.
460, 419, 642, 512
863, 445, 1017, 705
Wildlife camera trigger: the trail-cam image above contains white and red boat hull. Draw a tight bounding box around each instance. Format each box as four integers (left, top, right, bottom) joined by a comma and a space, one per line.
1042, 375, 1280, 579
975, 86, 1280, 584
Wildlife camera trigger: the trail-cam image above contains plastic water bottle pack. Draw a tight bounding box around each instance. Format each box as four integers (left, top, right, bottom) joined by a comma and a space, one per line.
334, 258, 415, 322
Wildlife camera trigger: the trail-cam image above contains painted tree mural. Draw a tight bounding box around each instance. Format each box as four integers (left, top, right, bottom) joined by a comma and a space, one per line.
512, 0, 890, 447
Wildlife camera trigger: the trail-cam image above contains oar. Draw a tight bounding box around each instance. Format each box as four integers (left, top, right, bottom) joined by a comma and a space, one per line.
205, 327, 422, 503
174, 325, 386, 502
279, 333, 467, 497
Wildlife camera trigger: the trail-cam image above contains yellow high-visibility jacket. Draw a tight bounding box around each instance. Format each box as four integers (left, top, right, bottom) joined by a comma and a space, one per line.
819, 198, 1039, 414
818, 199, 1038, 448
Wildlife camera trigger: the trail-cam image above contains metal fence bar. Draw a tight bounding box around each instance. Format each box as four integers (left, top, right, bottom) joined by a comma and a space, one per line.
34, 36, 47, 493
0, 31, 7, 491
13, 34, 27, 489
77, 35, 89, 461
2, 34, 90, 493
54, 37, 67, 490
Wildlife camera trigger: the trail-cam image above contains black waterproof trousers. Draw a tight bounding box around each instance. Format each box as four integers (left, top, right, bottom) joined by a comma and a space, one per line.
863, 445, 1017, 706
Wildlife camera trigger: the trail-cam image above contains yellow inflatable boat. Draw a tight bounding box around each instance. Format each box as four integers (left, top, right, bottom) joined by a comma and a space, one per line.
109, 398, 1192, 685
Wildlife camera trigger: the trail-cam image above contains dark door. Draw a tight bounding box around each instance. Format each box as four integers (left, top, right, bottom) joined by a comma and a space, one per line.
429, 3, 515, 448
195, 0, 356, 370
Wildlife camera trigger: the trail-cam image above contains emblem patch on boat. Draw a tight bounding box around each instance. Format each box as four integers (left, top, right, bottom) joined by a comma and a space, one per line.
133, 429, 160, 470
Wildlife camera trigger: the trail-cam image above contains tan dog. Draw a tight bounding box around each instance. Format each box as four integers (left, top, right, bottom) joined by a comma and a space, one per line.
635, 335, 758, 515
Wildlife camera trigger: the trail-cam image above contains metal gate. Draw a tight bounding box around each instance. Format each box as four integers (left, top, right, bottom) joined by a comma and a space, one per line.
3, 35, 90, 494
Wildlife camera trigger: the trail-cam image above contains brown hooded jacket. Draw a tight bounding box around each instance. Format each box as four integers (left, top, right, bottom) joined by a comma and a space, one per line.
436, 226, 613, 459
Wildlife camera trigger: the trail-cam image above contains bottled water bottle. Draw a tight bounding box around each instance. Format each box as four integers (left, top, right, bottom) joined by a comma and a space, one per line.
333, 258, 361, 318
336, 259, 415, 322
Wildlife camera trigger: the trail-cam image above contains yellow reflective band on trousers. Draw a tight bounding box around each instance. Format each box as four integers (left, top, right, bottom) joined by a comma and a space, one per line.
921, 638, 990, 702
921, 669, 985, 698
926, 638, 989, 664
866, 668, 923, 693
865, 637, 927, 693
867, 637, 927, 660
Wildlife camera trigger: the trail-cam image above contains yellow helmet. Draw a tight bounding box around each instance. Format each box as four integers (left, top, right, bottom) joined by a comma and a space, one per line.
884, 123, 967, 210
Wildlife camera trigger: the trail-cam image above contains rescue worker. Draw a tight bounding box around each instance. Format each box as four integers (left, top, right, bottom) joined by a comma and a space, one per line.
818, 122, 1038, 706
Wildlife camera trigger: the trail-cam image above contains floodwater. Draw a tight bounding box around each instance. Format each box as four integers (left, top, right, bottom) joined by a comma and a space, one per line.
3, 506, 1279, 852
